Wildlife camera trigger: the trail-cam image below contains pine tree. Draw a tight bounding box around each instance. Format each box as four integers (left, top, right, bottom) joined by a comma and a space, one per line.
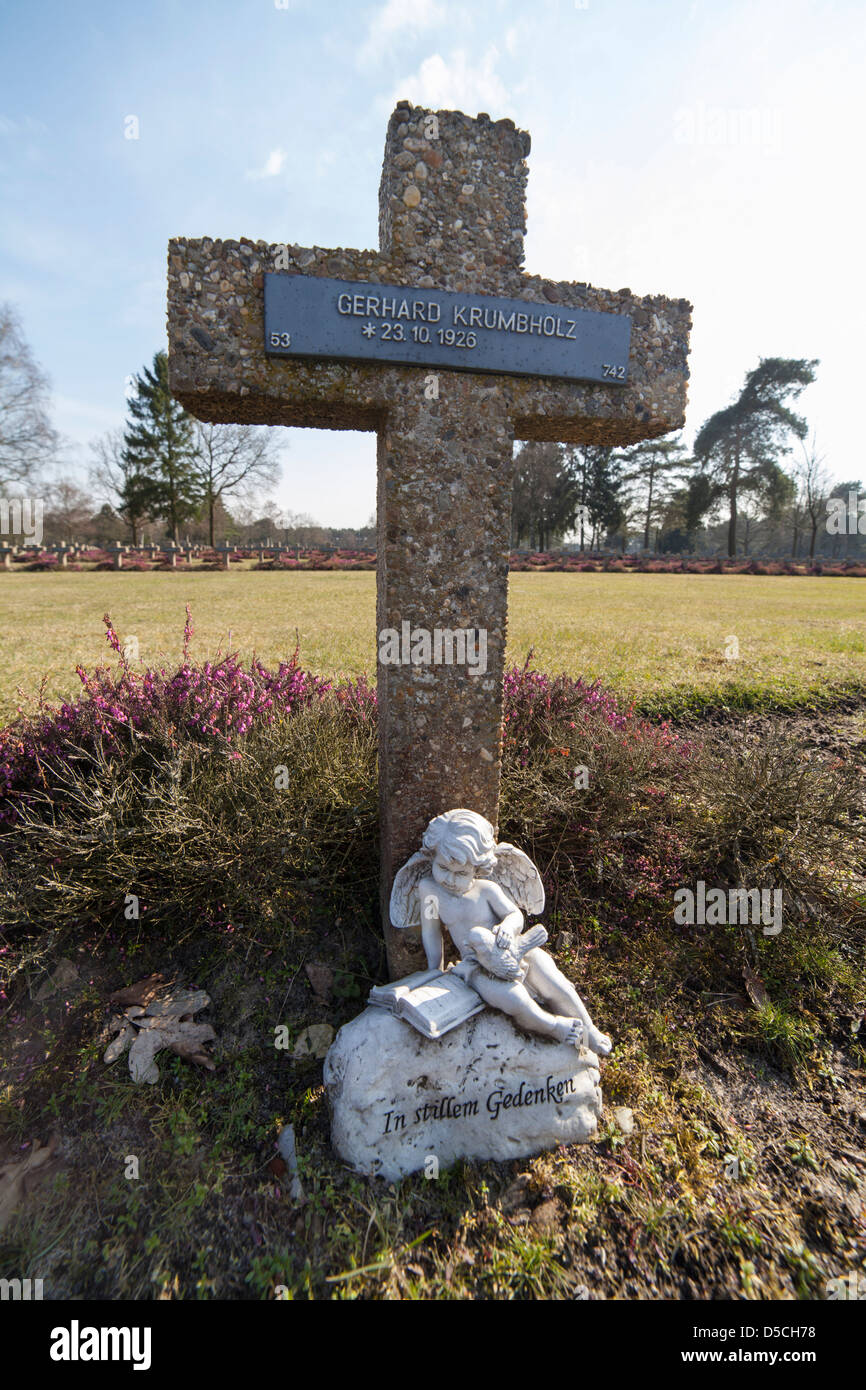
511, 442, 579, 551
693, 357, 817, 558
122, 351, 198, 542
615, 435, 690, 550
568, 446, 625, 549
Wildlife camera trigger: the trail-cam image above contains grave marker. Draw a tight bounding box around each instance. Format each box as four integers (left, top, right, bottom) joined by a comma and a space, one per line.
167, 102, 691, 978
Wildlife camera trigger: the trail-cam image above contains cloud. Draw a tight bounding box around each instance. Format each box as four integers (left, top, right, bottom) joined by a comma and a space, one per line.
359, 0, 448, 65
387, 45, 509, 115
246, 148, 287, 181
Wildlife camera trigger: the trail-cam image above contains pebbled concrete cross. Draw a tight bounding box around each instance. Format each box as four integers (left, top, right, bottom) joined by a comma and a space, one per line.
167, 101, 691, 979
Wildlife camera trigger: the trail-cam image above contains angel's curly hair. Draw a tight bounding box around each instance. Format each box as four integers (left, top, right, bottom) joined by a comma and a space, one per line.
422, 809, 497, 871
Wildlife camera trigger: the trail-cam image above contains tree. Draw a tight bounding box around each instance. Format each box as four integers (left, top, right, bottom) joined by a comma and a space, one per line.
658, 473, 717, 553
693, 357, 817, 557
123, 351, 197, 542
792, 436, 832, 560
43, 480, 96, 544
511, 442, 579, 551
569, 445, 625, 549
0, 303, 59, 486
276, 510, 328, 547
90, 502, 126, 546
89, 428, 158, 546
615, 434, 690, 550
190, 422, 282, 546
789, 483, 808, 558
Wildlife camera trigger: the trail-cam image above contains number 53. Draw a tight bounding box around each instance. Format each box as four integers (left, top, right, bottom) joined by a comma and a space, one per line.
270, 331, 291, 347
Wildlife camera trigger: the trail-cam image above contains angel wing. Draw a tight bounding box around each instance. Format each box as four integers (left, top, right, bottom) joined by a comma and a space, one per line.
389, 851, 432, 930
490, 843, 545, 916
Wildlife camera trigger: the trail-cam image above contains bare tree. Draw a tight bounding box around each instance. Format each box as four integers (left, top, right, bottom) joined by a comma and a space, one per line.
0, 303, 59, 487
794, 434, 832, 560
789, 490, 807, 557
89, 428, 153, 545
43, 480, 96, 544
191, 422, 283, 546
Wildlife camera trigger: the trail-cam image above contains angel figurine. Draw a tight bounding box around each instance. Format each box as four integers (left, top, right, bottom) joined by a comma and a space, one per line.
389, 809, 612, 1054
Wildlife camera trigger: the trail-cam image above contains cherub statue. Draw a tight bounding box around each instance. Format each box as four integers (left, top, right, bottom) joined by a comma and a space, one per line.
389, 809, 612, 1055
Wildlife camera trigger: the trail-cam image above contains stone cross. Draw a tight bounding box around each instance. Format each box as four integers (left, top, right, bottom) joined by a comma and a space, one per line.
166, 102, 691, 979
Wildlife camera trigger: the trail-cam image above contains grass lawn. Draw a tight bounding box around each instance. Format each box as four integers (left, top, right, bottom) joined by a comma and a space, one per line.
0, 570, 863, 722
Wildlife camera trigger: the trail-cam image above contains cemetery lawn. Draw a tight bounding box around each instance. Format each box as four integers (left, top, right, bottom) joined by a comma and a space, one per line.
0, 570, 864, 724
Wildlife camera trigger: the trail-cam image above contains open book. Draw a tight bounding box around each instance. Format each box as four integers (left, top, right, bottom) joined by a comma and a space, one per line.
368, 969, 485, 1039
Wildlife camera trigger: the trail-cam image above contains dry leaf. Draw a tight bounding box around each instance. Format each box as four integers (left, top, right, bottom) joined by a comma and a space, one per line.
104, 1021, 137, 1064
142, 989, 210, 1021
304, 962, 334, 1000
696, 1042, 731, 1078
613, 1106, 635, 1135
293, 1023, 334, 1059
0, 1138, 59, 1233
128, 1029, 162, 1084
103, 983, 215, 1083
164, 1020, 217, 1071
276, 1124, 305, 1204
35, 958, 79, 1002
109, 973, 166, 1011
743, 963, 768, 1010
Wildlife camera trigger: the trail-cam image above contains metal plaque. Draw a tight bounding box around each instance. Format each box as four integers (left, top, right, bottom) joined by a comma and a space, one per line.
264, 274, 631, 385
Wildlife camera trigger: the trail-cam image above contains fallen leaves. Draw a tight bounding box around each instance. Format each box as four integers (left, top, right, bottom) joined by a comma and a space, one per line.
108, 972, 166, 1012
104, 978, 216, 1084
0, 1136, 61, 1233
35, 958, 80, 1003
743, 963, 769, 1010
304, 962, 334, 1001
292, 1023, 334, 1059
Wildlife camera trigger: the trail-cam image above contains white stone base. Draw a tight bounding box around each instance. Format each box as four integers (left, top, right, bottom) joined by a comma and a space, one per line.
324, 1006, 603, 1181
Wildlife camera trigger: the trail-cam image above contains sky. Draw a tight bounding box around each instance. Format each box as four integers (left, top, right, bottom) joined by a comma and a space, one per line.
1, 0, 863, 527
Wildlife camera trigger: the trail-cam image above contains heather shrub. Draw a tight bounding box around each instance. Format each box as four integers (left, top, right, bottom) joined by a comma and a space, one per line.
684, 724, 864, 914
0, 614, 862, 1022
0, 609, 374, 829
0, 611, 378, 945
498, 661, 864, 943
500, 663, 699, 929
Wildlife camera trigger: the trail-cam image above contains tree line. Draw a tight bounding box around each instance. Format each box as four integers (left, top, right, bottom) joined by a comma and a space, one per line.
91, 351, 281, 546
1, 304, 861, 558
0, 313, 284, 547
512, 357, 863, 558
